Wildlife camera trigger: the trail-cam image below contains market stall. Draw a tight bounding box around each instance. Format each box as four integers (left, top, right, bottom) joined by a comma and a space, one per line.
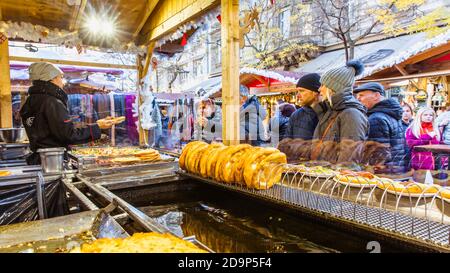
356, 30, 450, 111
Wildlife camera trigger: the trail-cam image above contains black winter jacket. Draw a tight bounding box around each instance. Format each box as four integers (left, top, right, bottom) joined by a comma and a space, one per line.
367, 99, 408, 172
20, 81, 101, 164
287, 106, 318, 140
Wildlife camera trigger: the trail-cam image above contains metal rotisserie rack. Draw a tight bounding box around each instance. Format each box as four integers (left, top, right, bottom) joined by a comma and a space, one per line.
176, 163, 450, 252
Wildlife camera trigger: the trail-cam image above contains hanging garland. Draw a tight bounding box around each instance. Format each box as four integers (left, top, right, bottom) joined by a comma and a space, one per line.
0, 20, 146, 54
154, 6, 220, 49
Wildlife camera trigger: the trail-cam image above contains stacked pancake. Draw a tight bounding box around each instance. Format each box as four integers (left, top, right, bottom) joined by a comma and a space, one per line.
134, 149, 161, 162
97, 116, 126, 126
180, 141, 287, 190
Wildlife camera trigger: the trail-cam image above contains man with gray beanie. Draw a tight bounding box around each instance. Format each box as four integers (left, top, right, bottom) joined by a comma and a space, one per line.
354, 82, 408, 173
311, 60, 368, 163
20, 62, 113, 165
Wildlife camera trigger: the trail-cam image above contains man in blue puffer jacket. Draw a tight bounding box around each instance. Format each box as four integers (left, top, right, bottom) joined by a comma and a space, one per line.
354, 82, 409, 173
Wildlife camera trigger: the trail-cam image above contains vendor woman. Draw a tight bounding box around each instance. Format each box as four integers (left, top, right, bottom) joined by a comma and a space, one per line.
20, 62, 113, 165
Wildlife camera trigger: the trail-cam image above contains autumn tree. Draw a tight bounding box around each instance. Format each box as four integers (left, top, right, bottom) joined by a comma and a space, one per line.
240, 0, 319, 69
311, 0, 450, 61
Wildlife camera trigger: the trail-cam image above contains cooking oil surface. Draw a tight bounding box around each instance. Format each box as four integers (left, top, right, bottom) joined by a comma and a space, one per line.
125, 187, 405, 253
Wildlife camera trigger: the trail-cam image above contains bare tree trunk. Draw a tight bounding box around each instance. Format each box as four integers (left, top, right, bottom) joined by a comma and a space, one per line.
341, 34, 349, 62
348, 41, 355, 60
169, 73, 178, 93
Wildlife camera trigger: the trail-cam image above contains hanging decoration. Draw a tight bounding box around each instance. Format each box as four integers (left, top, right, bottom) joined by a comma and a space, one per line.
0, 32, 7, 44
154, 6, 220, 49
151, 57, 158, 70
0, 20, 146, 54
181, 33, 188, 46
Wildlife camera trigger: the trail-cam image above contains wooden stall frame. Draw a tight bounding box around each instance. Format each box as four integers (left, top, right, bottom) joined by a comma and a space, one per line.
221, 0, 240, 146
0, 33, 12, 128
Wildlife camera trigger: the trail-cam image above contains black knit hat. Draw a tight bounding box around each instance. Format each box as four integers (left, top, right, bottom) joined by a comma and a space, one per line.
296, 73, 321, 93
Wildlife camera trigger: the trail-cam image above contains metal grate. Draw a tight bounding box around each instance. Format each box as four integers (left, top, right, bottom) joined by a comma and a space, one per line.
178, 171, 450, 251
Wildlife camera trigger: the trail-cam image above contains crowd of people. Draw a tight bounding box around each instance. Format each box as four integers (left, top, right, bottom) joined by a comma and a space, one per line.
155, 60, 450, 176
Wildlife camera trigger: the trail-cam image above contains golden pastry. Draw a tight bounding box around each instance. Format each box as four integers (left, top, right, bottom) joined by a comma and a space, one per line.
111, 157, 141, 164
185, 143, 209, 173
222, 145, 252, 184
243, 148, 279, 188
0, 170, 11, 177
252, 152, 287, 190
179, 141, 204, 170
198, 143, 224, 177
214, 145, 251, 182
70, 232, 207, 253
439, 188, 450, 199
378, 181, 439, 194
232, 147, 262, 185
206, 146, 228, 179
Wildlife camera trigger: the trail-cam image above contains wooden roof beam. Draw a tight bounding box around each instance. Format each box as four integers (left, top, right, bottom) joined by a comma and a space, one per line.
132, 0, 160, 41
69, 0, 87, 31
394, 64, 409, 76
138, 0, 220, 45
10, 56, 137, 70
399, 42, 450, 66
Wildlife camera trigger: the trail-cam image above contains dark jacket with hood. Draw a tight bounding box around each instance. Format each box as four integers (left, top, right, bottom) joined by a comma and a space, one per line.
240, 96, 267, 146
287, 105, 318, 140
312, 88, 368, 163
270, 113, 290, 146
367, 98, 408, 172
20, 80, 101, 164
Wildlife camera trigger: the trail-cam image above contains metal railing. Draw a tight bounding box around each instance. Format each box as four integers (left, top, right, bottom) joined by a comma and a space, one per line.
178, 164, 450, 250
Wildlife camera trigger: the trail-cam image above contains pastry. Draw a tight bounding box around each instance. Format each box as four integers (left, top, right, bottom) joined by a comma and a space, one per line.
252, 152, 287, 189
0, 170, 11, 177
179, 141, 204, 170
198, 143, 224, 177
70, 232, 207, 253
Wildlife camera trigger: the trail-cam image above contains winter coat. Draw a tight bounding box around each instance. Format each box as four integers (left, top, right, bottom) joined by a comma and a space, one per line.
311, 88, 368, 163
436, 111, 450, 145
155, 115, 173, 149
20, 80, 101, 165
194, 106, 223, 143
240, 96, 267, 146
269, 114, 290, 146
405, 128, 440, 170
287, 105, 318, 140
367, 99, 408, 173
402, 120, 412, 167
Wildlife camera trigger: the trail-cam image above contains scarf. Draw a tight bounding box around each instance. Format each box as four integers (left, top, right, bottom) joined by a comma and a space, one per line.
420, 122, 434, 136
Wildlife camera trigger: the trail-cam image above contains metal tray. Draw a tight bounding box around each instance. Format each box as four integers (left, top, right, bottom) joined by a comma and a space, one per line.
68, 150, 176, 172
0, 209, 128, 253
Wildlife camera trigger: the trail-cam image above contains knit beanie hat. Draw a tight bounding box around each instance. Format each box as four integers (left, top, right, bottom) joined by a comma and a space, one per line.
320, 60, 364, 93
296, 73, 321, 93
29, 62, 64, 82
